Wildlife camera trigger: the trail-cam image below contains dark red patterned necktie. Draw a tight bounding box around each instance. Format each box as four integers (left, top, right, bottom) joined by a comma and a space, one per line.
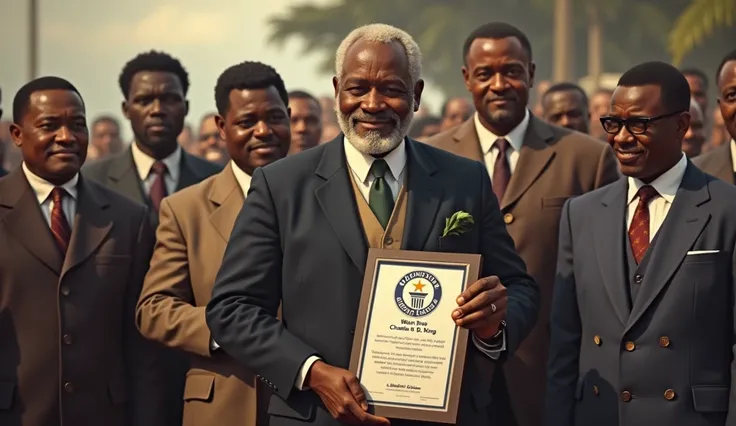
628, 185, 659, 264
149, 161, 168, 212
50, 187, 71, 255
492, 138, 511, 203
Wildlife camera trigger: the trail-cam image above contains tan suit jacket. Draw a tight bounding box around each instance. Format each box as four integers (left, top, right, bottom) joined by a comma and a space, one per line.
426, 116, 619, 426
693, 142, 734, 184
136, 163, 260, 426
0, 169, 164, 426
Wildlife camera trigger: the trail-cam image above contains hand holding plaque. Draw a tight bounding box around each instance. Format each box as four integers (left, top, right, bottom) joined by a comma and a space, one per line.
453, 276, 507, 340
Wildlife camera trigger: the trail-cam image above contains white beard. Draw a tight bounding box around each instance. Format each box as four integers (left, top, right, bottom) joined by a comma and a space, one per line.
335, 99, 415, 155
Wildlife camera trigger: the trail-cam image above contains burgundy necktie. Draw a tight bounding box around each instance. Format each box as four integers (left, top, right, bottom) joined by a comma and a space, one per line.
492, 138, 511, 203
628, 185, 659, 264
50, 187, 71, 255
149, 161, 168, 213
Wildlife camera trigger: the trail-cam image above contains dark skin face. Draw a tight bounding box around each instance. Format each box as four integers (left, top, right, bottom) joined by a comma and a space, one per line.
463, 37, 535, 136
332, 39, 424, 139
91, 119, 122, 156
288, 97, 322, 154
198, 115, 227, 164
685, 74, 708, 115
542, 89, 590, 133
682, 102, 706, 158
122, 71, 189, 160
717, 60, 736, 143
440, 97, 472, 131
10, 89, 88, 185
215, 86, 291, 176
607, 85, 689, 182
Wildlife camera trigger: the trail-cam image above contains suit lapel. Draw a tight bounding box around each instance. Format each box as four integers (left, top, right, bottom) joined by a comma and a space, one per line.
0, 169, 64, 274
208, 164, 245, 242
501, 116, 556, 210
108, 148, 148, 206
315, 137, 369, 274
713, 143, 734, 184
401, 139, 442, 251
452, 119, 484, 162
62, 176, 113, 277
626, 163, 710, 331
594, 178, 631, 326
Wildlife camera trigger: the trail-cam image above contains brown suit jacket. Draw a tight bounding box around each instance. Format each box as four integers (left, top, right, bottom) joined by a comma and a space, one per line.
693, 141, 734, 184
426, 116, 619, 426
0, 168, 164, 426
136, 163, 260, 426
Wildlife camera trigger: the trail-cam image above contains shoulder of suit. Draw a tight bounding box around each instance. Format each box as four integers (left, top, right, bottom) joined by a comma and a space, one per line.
81, 152, 122, 177
692, 144, 728, 167
185, 152, 224, 176
83, 177, 146, 213
260, 143, 329, 179
162, 172, 218, 209
423, 125, 460, 147
543, 123, 610, 154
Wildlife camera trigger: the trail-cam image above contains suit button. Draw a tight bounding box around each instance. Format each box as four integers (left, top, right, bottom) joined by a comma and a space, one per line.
350, 329, 355, 335
664, 389, 676, 400
64, 382, 74, 393
659, 336, 670, 348
62, 334, 73, 345
634, 274, 643, 284
624, 341, 636, 351
385, 237, 394, 246
593, 386, 599, 396
60, 286, 70, 296
503, 213, 514, 224
593, 335, 601, 346
621, 391, 631, 402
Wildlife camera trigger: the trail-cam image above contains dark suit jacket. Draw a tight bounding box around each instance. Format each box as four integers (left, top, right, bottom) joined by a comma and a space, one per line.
425, 116, 619, 426
83, 146, 222, 227
547, 163, 736, 426
693, 142, 734, 184
0, 167, 7, 177
205, 136, 540, 426
0, 168, 165, 426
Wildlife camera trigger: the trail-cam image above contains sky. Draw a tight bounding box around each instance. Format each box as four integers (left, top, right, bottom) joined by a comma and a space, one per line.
0, 0, 443, 141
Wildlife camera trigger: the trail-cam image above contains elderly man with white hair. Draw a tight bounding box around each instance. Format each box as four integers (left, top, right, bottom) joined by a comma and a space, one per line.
206, 23, 539, 426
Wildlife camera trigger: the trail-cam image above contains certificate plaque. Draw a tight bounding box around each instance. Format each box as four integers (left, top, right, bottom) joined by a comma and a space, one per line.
349, 248, 482, 424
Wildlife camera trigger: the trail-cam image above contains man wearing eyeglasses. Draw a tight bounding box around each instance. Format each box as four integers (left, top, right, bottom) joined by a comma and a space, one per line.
546, 61, 736, 426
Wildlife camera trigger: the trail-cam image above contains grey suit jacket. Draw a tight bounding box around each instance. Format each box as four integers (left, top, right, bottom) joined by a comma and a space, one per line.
83, 146, 222, 227
693, 142, 734, 184
205, 136, 540, 426
546, 163, 736, 426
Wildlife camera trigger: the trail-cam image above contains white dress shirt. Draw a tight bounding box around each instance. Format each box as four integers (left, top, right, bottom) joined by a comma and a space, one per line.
131, 141, 182, 195
729, 139, 736, 173
293, 137, 505, 391
22, 162, 78, 228
626, 153, 688, 239
230, 160, 253, 197
474, 109, 530, 176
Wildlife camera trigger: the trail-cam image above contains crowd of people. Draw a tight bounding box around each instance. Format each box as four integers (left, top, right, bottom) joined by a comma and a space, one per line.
1, 18, 736, 426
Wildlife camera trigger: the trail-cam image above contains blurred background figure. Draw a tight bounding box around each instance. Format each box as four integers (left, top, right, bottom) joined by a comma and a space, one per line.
682, 98, 706, 157
531, 79, 552, 115
288, 90, 323, 154
90, 115, 124, 159
178, 123, 198, 154
317, 95, 340, 143
409, 115, 442, 141
540, 82, 590, 134
711, 108, 729, 149
197, 112, 228, 165
588, 88, 614, 140
439, 97, 473, 131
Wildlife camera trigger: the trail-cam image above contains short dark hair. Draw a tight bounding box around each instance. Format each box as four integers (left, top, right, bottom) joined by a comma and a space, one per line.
118, 50, 189, 98
680, 67, 709, 90
408, 115, 441, 138
715, 49, 736, 86
214, 61, 288, 115
462, 22, 532, 64
13, 76, 83, 124
288, 90, 321, 112
440, 97, 470, 117
617, 61, 691, 113
91, 115, 119, 129
542, 82, 589, 107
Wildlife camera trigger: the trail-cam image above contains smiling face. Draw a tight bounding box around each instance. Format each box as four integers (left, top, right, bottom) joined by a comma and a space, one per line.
607, 84, 689, 182
333, 38, 423, 155
215, 85, 291, 175
718, 60, 736, 143
10, 89, 88, 185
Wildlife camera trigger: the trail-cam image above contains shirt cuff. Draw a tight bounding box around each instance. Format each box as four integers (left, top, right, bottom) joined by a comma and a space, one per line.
472, 329, 506, 360
295, 355, 322, 390
211, 338, 219, 351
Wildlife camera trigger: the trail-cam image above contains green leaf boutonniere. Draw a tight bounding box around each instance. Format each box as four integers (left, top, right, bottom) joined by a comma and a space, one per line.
442, 211, 474, 238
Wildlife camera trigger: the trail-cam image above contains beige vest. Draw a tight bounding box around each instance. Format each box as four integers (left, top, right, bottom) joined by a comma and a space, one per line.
348, 170, 408, 250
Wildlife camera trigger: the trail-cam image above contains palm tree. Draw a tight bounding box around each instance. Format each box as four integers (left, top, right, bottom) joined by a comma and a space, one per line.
668, 0, 736, 66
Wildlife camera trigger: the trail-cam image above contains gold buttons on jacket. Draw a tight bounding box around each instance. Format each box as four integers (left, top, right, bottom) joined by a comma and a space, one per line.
503, 213, 514, 224
64, 382, 74, 393
593, 335, 601, 346
621, 391, 632, 402
659, 336, 671, 348
624, 341, 636, 351
60, 286, 70, 296
384, 236, 394, 246
62, 334, 73, 345
664, 389, 676, 400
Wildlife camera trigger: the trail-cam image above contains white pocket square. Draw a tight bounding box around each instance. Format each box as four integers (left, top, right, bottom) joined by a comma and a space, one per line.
687, 250, 721, 255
